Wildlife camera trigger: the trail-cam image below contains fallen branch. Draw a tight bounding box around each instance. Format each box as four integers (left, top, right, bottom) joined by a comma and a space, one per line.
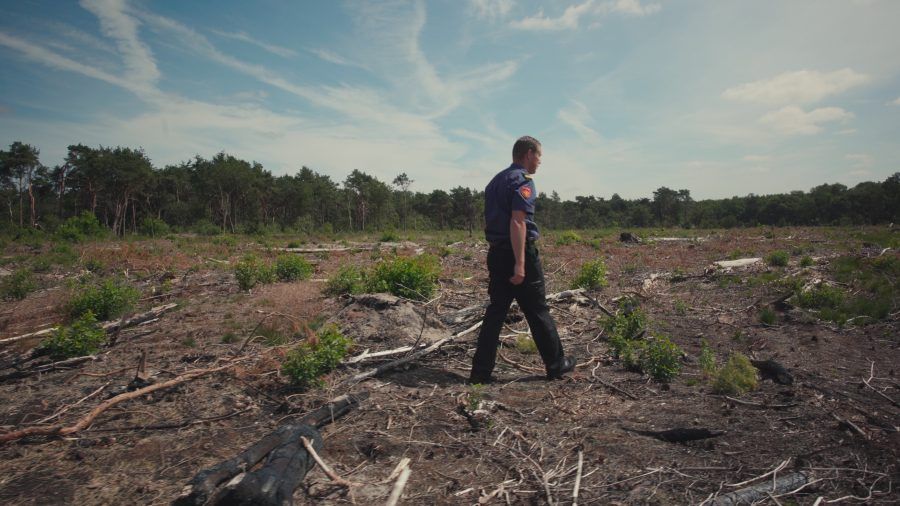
385, 463, 412, 506
301, 436, 356, 487
0, 355, 98, 382
339, 321, 482, 387
712, 471, 810, 505
0, 360, 239, 444
591, 363, 638, 399
862, 361, 900, 408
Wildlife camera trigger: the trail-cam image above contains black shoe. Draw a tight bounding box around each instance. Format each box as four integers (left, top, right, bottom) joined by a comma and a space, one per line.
547, 356, 576, 380
468, 373, 495, 385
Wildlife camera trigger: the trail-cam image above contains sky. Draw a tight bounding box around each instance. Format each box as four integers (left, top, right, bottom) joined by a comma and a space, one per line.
1, 0, 898, 200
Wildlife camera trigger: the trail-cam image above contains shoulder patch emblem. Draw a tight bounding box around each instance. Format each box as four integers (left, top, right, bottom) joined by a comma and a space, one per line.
519, 185, 533, 199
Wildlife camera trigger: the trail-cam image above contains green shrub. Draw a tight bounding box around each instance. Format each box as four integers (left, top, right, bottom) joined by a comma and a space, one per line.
712, 353, 758, 395
799, 255, 814, 267
55, 211, 105, 242
571, 258, 608, 290
30, 257, 51, 273
641, 335, 683, 382
275, 254, 314, 282
40, 311, 106, 360
282, 325, 351, 388
603, 308, 647, 342
765, 250, 789, 267
83, 258, 105, 273
234, 255, 276, 290
258, 325, 289, 346
795, 284, 844, 310
139, 217, 170, 237
379, 229, 399, 242
698, 341, 716, 378
515, 334, 538, 354
759, 307, 777, 325
325, 265, 366, 296
555, 230, 582, 246
69, 277, 140, 320
193, 219, 222, 236
1, 269, 36, 300
366, 255, 440, 301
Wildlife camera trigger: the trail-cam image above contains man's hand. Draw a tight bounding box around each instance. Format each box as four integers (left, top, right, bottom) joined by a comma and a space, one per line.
509, 265, 525, 285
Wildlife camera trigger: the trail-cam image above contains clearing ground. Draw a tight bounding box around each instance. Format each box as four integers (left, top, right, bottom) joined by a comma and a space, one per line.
0, 227, 898, 505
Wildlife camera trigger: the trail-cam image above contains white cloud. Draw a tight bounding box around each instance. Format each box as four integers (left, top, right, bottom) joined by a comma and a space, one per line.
470, 0, 514, 20
723, 69, 870, 106
209, 29, 297, 58
599, 0, 661, 17
845, 153, 873, 168
79, 0, 159, 86
742, 155, 771, 163
307, 47, 368, 69
759, 106, 852, 135
511, 1, 595, 31
557, 100, 603, 143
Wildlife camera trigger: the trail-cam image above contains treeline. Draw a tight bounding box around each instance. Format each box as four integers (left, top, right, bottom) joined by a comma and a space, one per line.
1, 141, 898, 236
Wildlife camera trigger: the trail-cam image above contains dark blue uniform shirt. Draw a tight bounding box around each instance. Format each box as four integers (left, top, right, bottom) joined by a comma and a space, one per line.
484, 163, 539, 243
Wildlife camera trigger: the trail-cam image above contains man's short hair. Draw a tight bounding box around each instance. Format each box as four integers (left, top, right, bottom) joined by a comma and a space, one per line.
512, 136, 541, 161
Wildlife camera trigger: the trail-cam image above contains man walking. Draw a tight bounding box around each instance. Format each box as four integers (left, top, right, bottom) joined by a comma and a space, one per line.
470, 136, 575, 384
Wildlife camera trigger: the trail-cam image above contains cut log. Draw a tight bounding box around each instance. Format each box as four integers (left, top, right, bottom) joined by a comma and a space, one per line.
619, 232, 642, 244
711, 471, 810, 505
174, 392, 367, 506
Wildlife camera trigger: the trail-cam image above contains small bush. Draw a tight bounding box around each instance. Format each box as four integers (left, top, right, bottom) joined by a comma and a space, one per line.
555, 230, 582, 246
641, 335, 683, 382
69, 278, 139, 320
366, 255, 440, 301
234, 255, 276, 290
282, 325, 351, 388
221, 332, 239, 344
1, 269, 36, 300
83, 258, 105, 273
759, 307, 777, 325
55, 211, 105, 242
324, 265, 366, 296
603, 308, 647, 343
379, 229, 399, 242
571, 258, 608, 290
765, 250, 789, 267
275, 254, 314, 281
712, 353, 758, 395
258, 325, 289, 346
698, 341, 717, 378
40, 311, 106, 360
795, 284, 844, 310
193, 219, 222, 236
139, 217, 170, 237
799, 255, 814, 267
515, 334, 538, 354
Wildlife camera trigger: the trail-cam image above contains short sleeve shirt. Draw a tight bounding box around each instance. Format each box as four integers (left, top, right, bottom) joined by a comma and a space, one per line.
484, 163, 540, 243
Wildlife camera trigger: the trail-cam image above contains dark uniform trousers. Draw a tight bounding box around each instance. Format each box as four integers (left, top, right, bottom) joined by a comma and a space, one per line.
472, 241, 565, 378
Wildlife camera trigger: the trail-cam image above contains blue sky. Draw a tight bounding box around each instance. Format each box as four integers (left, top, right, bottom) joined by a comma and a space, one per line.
1, 0, 898, 199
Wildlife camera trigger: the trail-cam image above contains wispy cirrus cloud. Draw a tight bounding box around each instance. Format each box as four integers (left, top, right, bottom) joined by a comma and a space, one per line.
469, 0, 514, 21
510, 0, 595, 31
307, 47, 368, 69
209, 29, 296, 58
892, 96, 900, 105
759, 106, 852, 135
557, 100, 603, 143
510, 0, 659, 31
723, 69, 870, 106
79, 0, 159, 85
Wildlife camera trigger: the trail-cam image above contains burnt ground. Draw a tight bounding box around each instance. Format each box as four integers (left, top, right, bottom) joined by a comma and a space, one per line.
0, 227, 898, 505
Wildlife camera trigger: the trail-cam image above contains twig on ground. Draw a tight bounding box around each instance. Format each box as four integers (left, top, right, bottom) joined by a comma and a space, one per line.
572, 450, 584, 506
300, 436, 356, 488
385, 463, 411, 506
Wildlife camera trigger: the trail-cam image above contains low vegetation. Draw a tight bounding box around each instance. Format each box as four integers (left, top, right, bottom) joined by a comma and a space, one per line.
604, 306, 682, 382
282, 325, 352, 388
0, 268, 35, 300
711, 353, 759, 395
39, 311, 106, 360
69, 277, 140, 320
365, 254, 440, 301
571, 258, 608, 290
765, 250, 789, 267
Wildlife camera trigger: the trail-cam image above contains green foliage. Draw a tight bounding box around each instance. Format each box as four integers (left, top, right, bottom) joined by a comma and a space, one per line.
1, 268, 36, 300
139, 217, 170, 237
727, 249, 753, 260
640, 335, 683, 382
83, 258, 105, 273
379, 229, 399, 242
712, 353, 758, 395
698, 341, 717, 378
365, 255, 440, 301
193, 219, 222, 236
765, 250, 789, 267
673, 299, 688, 316
799, 255, 814, 267
795, 284, 844, 310
282, 325, 351, 388
571, 258, 608, 290
258, 325, 289, 346
69, 277, 139, 320
759, 307, 777, 325
515, 334, 538, 354
555, 230, 582, 246
325, 265, 366, 296
55, 211, 105, 242
603, 308, 647, 343
234, 255, 276, 290
40, 311, 106, 360
221, 332, 239, 344
275, 254, 314, 281
467, 383, 485, 409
